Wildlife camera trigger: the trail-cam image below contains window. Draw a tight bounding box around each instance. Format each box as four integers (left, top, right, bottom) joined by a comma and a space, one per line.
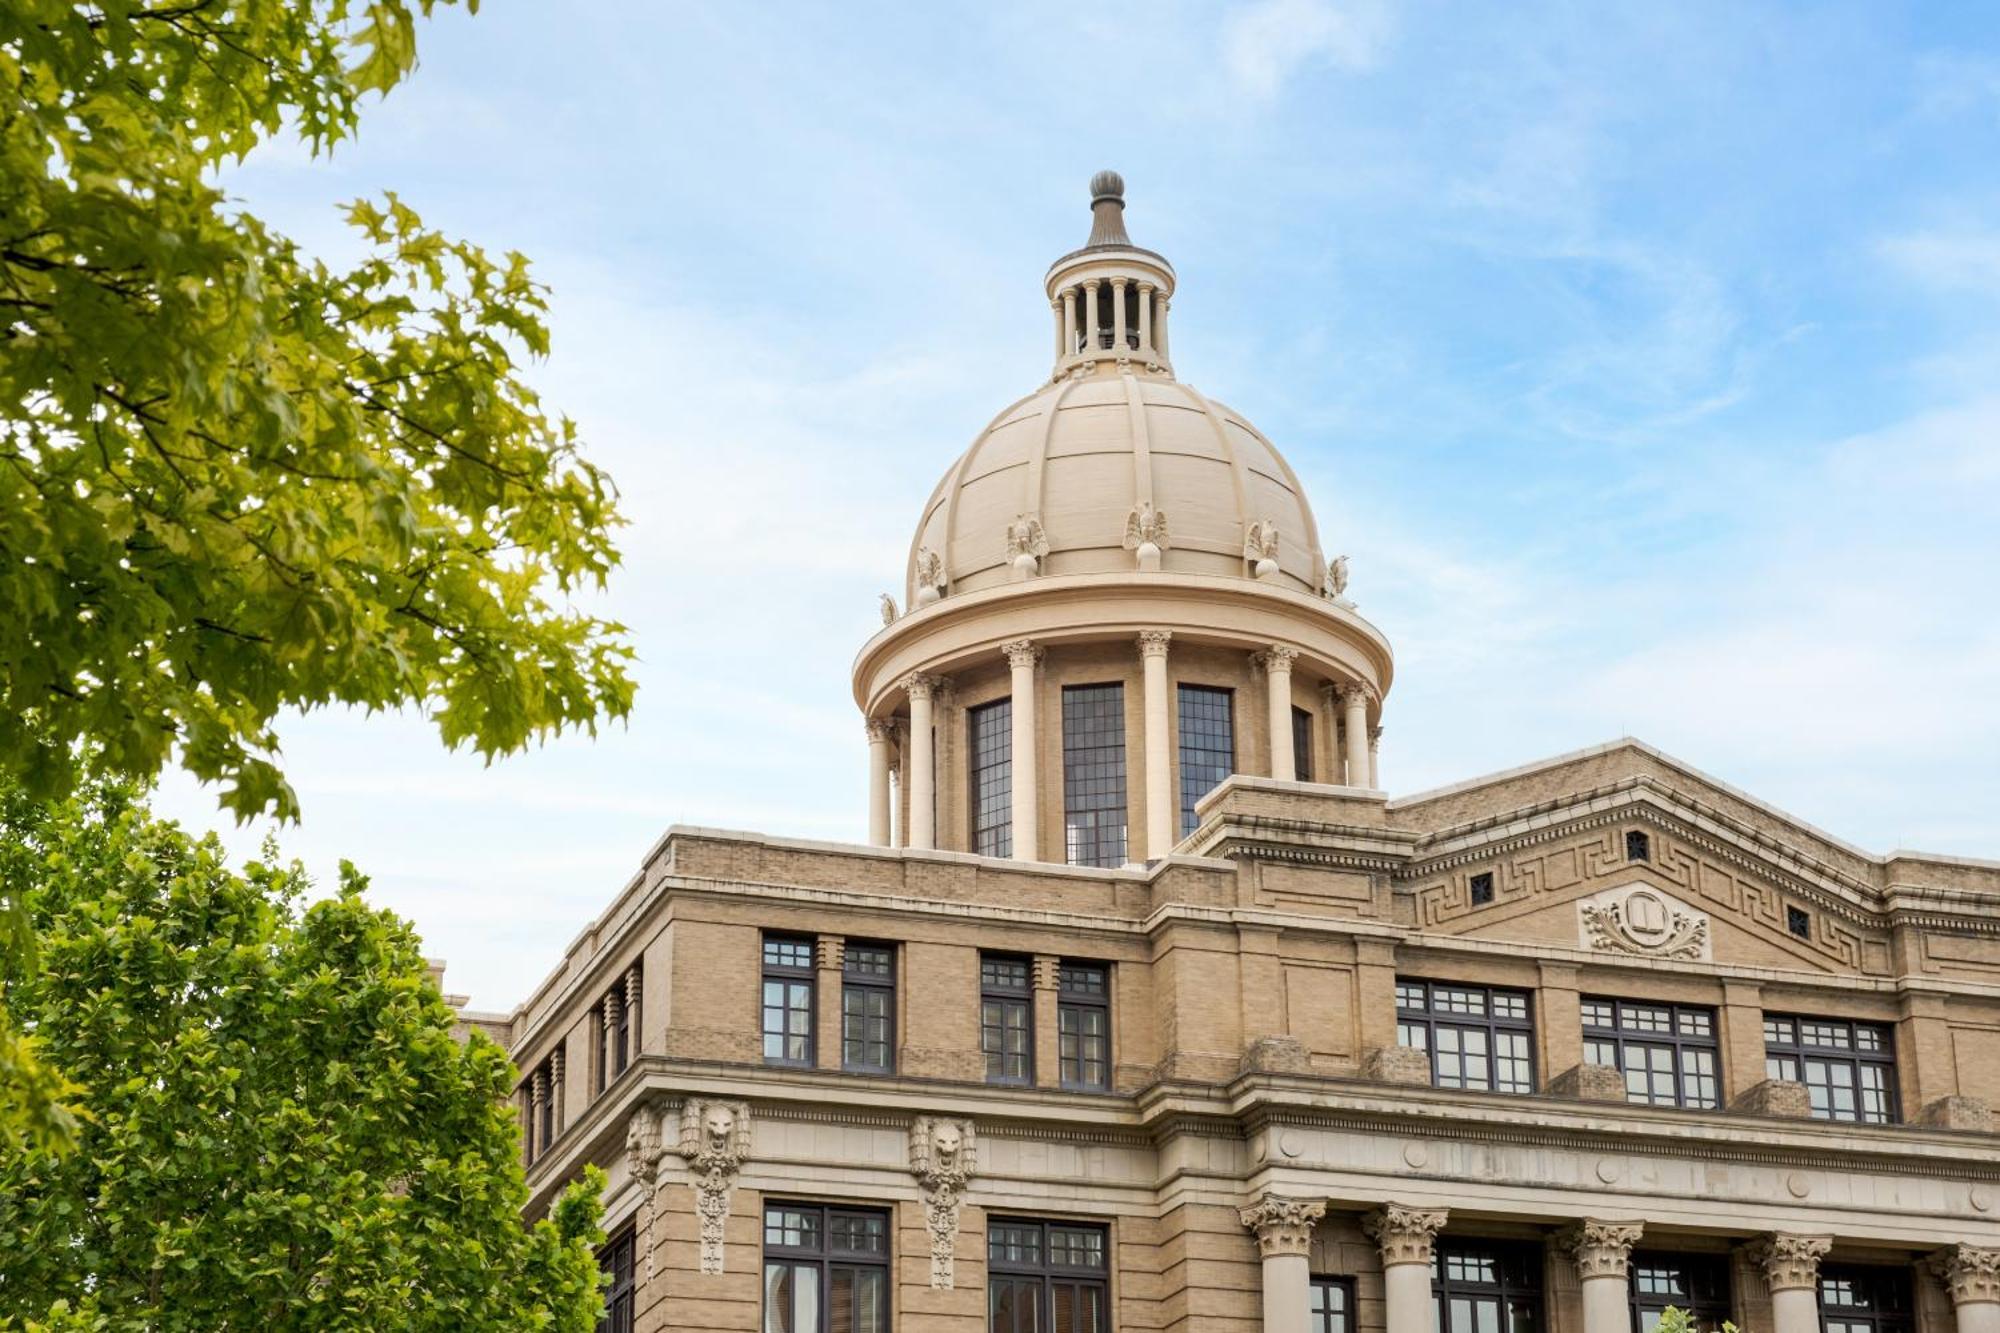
1469, 872, 1495, 907
1626, 830, 1651, 862
763, 1203, 891, 1333
615, 969, 635, 1077
1312, 1276, 1355, 1333
1432, 1239, 1542, 1333
1292, 705, 1315, 782
842, 943, 895, 1075
524, 1050, 559, 1163
1764, 1015, 1898, 1124
597, 1227, 635, 1333
1820, 1267, 1913, 1333
762, 935, 816, 1068
969, 699, 1013, 858
1058, 962, 1111, 1092
1787, 906, 1812, 939
1396, 979, 1536, 1095
989, 1219, 1109, 1333
1178, 684, 1234, 835
981, 955, 1034, 1085
593, 968, 639, 1096
1581, 999, 1719, 1109
1629, 1253, 1730, 1333
1063, 684, 1127, 867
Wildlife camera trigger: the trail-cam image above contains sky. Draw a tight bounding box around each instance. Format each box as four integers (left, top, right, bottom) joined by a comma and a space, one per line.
153, 1, 2000, 1011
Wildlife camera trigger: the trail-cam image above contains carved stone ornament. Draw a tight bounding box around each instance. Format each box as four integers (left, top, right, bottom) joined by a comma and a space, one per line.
1005, 512, 1050, 578
1002, 639, 1043, 671
913, 546, 946, 606
1746, 1233, 1831, 1292
1255, 645, 1299, 675
865, 717, 898, 746
1578, 884, 1711, 961
909, 1116, 977, 1288
623, 1102, 667, 1288
1364, 1203, 1449, 1267
1137, 629, 1173, 659
1559, 1220, 1644, 1280
1122, 502, 1170, 570
1239, 1192, 1326, 1259
1244, 518, 1280, 579
1931, 1246, 2000, 1306
878, 592, 899, 626
1324, 553, 1354, 605
676, 1098, 751, 1276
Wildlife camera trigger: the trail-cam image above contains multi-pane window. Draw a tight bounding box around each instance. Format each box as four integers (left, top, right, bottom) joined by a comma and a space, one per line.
969, 699, 1013, 858
1058, 962, 1111, 1092
762, 935, 816, 1068
1312, 1276, 1355, 1333
1063, 685, 1128, 867
1764, 1016, 1898, 1124
592, 967, 639, 1096
1432, 1239, 1543, 1333
1819, 1266, 1913, 1333
988, 1219, 1109, 1333
1396, 979, 1536, 1095
981, 955, 1033, 1085
1581, 999, 1720, 1109
1292, 705, 1314, 782
842, 943, 895, 1075
1178, 684, 1235, 835
597, 1227, 635, 1333
763, 1203, 891, 1333
1629, 1253, 1731, 1333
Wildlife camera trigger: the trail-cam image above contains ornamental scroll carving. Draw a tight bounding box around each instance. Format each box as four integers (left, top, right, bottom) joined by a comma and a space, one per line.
1932, 1246, 2000, 1305
1239, 1193, 1325, 1259
909, 1116, 977, 1288
1364, 1204, 1448, 1267
1559, 1220, 1643, 1279
1578, 885, 1711, 961
1746, 1233, 1830, 1291
676, 1099, 751, 1276
623, 1102, 667, 1288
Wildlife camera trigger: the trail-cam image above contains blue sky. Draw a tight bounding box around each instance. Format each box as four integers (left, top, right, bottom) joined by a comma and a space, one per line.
156, 1, 2000, 1009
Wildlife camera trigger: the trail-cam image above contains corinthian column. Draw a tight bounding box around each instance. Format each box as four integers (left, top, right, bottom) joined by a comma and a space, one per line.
866, 719, 895, 846
1366, 1205, 1448, 1333
1561, 1221, 1643, 1333
1241, 1193, 1326, 1332
1339, 686, 1371, 789
1138, 631, 1174, 859
903, 673, 941, 850
1934, 1247, 2000, 1333
1749, 1233, 1832, 1333
1003, 640, 1042, 861
1259, 646, 1298, 781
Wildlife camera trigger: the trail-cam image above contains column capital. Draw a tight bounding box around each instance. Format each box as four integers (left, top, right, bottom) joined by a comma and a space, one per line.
1254, 645, 1299, 674
1370, 725, 1384, 745
1137, 280, 1156, 296
1559, 1220, 1643, 1280
865, 717, 897, 744
1746, 1233, 1831, 1291
1933, 1246, 2000, 1306
1239, 1193, 1325, 1259
1001, 639, 1044, 670
1109, 275, 1129, 290
1364, 1204, 1448, 1267
1337, 682, 1376, 711
900, 672, 946, 701
1138, 629, 1173, 659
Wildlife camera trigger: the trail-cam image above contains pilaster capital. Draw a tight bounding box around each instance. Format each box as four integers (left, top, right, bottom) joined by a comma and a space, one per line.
900, 672, 946, 703
1001, 639, 1044, 670
1254, 645, 1299, 675
1138, 629, 1174, 659
1558, 1220, 1643, 1280
865, 717, 898, 744
1933, 1246, 2000, 1306
1363, 1203, 1448, 1267
1032, 955, 1061, 992
1746, 1233, 1831, 1291
815, 935, 845, 971
1238, 1193, 1325, 1259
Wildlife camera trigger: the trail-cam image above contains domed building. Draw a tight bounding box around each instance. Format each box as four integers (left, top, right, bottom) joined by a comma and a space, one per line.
486, 178, 2000, 1333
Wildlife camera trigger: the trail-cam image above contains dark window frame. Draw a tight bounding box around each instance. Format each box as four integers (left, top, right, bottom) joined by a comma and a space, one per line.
1581, 997, 1720, 1109
981, 954, 1034, 1086
1395, 978, 1537, 1095
1062, 683, 1128, 868
1177, 683, 1235, 836
1765, 1014, 1899, 1124
1468, 871, 1496, 906
1292, 705, 1315, 783
1626, 830, 1652, 863
1431, 1238, 1544, 1333
841, 942, 896, 1075
1057, 961, 1112, 1092
597, 1225, 636, 1333
988, 1217, 1110, 1333
1312, 1274, 1356, 1333
762, 1201, 892, 1333
1818, 1264, 1914, 1333
969, 697, 1013, 858
1787, 905, 1812, 938
1629, 1251, 1731, 1333
762, 934, 817, 1069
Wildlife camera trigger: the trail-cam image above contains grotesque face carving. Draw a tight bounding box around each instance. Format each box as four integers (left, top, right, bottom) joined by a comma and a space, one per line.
703, 1105, 736, 1152
931, 1122, 962, 1164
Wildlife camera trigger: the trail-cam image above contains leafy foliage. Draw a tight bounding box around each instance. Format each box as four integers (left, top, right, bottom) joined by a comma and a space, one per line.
0, 781, 606, 1330
0, 0, 635, 823
1656, 1309, 1743, 1333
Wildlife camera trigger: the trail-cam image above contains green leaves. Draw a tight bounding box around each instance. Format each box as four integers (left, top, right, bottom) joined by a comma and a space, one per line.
0, 781, 606, 1330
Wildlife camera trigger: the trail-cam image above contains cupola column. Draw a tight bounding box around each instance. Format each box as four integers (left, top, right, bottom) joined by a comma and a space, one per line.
1369, 725, 1382, 789
1050, 298, 1063, 362
1003, 641, 1042, 861
1259, 646, 1299, 782
1137, 282, 1155, 352
1061, 287, 1078, 357
1084, 280, 1101, 350
1138, 631, 1175, 858
1154, 292, 1170, 359
903, 674, 942, 850
1111, 278, 1128, 352
865, 719, 895, 846
1319, 682, 1344, 784
1340, 686, 1372, 788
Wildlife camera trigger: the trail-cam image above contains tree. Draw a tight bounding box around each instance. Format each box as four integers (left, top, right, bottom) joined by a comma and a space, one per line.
0, 780, 607, 1330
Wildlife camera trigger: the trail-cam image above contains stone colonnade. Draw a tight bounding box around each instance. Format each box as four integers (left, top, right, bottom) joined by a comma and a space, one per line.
1237, 1197, 2000, 1333
873, 635, 1380, 854
1053, 277, 1169, 360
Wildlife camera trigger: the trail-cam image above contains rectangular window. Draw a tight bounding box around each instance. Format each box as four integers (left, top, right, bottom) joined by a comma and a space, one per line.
763, 1202, 891, 1333
969, 698, 1013, 858
525, 1050, 559, 1164
1178, 684, 1235, 835
1630, 1253, 1731, 1333
597, 1227, 635, 1333
1432, 1239, 1542, 1333
1395, 979, 1536, 1095
1312, 1276, 1355, 1333
762, 935, 817, 1068
1581, 998, 1720, 1109
989, 1218, 1109, 1333
1292, 705, 1314, 782
1763, 1014, 1898, 1124
1819, 1266, 1913, 1333
1062, 684, 1128, 867
981, 955, 1034, 1085
842, 943, 896, 1075
614, 970, 635, 1078
1058, 962, 1111, 1092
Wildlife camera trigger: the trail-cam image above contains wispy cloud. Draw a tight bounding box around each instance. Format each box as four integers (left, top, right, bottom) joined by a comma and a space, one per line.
1221, 0, 1393, 101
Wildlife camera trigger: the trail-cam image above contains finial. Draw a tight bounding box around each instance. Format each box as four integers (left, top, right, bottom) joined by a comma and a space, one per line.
1090, 169, 1125, 205
1085, 170, 1131, 248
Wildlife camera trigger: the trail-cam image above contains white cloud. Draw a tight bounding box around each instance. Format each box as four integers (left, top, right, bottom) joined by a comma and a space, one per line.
1879, 228, 2000, 292
1222, 0, 1392, 101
